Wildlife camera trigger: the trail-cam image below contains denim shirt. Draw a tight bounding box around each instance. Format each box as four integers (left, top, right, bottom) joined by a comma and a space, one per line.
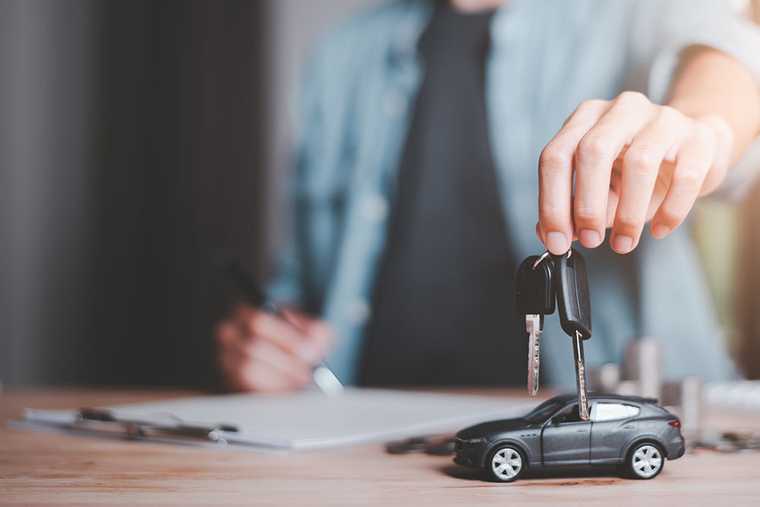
270, 0, 760, 387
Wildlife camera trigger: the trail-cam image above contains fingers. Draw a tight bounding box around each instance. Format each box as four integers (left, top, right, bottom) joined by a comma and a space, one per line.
605, 186, 619, 229
215, 307, 334, 393
228, 338, 312, 383
541, 92, 731, 255
219, 352, 310, 393
573, 92, 655, 250
610, 106, 689, 253
694, 115, 734, 195
281, 309, 333, 352
650, 124, 716, 238
244, 311, 328, 363
539, 99, 609, 253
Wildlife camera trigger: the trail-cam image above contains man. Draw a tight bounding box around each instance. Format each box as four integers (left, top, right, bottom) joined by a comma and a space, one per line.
216, 0, 760, 392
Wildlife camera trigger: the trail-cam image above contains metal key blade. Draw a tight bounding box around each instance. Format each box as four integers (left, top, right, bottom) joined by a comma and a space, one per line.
516, 253, 554, 397
572, 329, 590, 420
526, 314, 541, 396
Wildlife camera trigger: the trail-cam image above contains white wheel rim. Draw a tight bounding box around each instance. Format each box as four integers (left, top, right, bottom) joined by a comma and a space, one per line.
491, 447, 522, 480
632, 445, 662, 478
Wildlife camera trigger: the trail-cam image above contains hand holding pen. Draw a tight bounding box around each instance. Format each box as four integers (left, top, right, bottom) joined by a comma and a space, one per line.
215, 260, 343, 394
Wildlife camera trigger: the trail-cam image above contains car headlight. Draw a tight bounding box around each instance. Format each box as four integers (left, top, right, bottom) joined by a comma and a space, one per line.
460, 437, 486, 445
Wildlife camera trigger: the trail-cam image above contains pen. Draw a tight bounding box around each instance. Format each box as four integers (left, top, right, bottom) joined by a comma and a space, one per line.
222, 259, 344, 395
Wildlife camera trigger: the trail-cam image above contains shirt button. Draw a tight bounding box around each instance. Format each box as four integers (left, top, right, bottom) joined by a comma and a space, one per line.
383, 91, 406, 117
360, 194, 388, 222
347, 300, 370, 325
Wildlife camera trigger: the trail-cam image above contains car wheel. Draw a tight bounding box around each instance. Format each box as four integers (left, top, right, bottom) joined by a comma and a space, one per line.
487, 444, 525, 482
626, 442, 665, 480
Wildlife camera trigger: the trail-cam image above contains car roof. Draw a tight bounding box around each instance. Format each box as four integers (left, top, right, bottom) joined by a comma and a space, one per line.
550, 393, 658, 406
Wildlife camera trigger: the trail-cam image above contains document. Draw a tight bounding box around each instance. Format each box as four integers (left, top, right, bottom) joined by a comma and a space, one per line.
20, 388, 535, 450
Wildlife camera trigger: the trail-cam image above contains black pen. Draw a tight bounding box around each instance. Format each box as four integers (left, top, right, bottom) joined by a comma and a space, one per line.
222, 260, 344, 395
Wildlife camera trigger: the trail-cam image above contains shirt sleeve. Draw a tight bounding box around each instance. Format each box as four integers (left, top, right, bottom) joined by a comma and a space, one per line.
629, 0, 760, 201
265, 48, 325, 306
266, 15, 361, 308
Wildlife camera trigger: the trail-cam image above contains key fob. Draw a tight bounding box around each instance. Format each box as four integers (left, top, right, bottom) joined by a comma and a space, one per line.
515, 255, 555, 316
554, 249, 592, 339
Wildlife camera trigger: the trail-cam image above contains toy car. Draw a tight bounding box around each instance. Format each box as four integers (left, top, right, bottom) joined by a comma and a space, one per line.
454, 394, 685, 482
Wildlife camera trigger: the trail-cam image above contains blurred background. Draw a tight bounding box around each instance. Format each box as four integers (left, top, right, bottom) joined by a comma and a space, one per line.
0, 0, 758, 389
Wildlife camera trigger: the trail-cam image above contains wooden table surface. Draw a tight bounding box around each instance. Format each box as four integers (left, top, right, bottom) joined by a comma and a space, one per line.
2, 388, 760, 506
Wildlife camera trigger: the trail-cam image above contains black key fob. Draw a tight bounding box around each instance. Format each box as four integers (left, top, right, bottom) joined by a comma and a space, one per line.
515, 255, 555, 317
553, 249, 592, 339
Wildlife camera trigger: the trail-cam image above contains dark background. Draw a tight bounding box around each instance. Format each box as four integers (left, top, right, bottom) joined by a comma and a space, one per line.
0, 0, 373, 388
1, 0, 759, 388
0, 0, 273, 387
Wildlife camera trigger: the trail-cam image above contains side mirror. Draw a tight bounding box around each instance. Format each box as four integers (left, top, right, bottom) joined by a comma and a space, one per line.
551, 417, 560, 426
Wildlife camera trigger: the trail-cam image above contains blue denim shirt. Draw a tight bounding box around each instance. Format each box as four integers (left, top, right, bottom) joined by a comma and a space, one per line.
270, 0, 760, 387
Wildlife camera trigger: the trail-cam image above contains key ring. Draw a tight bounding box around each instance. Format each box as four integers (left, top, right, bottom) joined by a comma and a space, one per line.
532, 249, 572, 270
531, 251, 551, 270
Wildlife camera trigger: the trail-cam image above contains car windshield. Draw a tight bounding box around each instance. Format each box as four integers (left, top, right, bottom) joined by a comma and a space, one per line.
524, 399, 566, 423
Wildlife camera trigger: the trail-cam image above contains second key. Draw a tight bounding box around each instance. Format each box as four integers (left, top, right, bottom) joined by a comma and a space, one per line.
553, 249, 592, 420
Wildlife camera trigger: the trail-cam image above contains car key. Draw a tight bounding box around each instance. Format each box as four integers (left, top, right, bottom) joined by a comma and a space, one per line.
515, 253, 555, 396
553, 248, 592, 420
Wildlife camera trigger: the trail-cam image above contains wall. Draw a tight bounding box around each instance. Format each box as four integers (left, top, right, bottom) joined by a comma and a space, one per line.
0, 0, 379, 387
1, 0, 103, 386
0, 0, 280, 387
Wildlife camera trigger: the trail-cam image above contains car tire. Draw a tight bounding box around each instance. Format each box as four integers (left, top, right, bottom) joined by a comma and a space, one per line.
625, 442, 665, 480
486, 444, 525, 483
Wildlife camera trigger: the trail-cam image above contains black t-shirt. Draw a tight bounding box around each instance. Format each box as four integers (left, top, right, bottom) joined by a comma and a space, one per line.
359, 5, 523, 386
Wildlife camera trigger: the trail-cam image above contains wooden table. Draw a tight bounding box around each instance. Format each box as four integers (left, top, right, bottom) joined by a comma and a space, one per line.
2, 388, 760, 506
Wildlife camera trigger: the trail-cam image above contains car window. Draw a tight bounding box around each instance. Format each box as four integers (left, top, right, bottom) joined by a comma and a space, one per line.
591, 403, 640, 422
551, 404, 585, 424
525, 399, 566, 423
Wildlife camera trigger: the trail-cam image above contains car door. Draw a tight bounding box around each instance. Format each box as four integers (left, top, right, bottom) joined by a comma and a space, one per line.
541, 404, 591, 466
589, 402, 641, 464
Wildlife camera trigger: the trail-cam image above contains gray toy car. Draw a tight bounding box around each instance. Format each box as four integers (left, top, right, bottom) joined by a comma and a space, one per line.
454, 394, 685, 482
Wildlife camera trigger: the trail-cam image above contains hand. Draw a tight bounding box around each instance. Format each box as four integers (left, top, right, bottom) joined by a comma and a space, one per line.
215, 304, 333, 393
538, 91, 733, 254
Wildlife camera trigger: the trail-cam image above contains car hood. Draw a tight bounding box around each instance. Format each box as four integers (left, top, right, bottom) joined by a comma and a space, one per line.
456, 418, 531, 440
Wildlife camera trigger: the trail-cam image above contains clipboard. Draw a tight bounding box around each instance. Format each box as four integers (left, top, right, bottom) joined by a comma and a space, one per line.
16, 388, 535, 450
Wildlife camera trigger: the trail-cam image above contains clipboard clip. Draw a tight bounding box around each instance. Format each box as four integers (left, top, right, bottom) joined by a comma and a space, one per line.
74, 408, 239, 445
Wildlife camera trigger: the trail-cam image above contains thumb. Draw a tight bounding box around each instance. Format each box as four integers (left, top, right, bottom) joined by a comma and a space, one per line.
280, 309, 333, 344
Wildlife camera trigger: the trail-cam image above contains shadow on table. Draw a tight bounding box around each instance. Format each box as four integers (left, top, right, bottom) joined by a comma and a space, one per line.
438, 464, 626, 485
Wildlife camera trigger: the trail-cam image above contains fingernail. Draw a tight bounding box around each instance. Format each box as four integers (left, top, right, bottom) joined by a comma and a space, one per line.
546, 232, 569, 254
612, 234, 633, 253
651, 224, 670, 239
579, 229, 602, 247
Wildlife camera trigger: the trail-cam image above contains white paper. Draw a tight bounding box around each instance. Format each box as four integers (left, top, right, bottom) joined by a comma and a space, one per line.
22, 388, 535, 450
